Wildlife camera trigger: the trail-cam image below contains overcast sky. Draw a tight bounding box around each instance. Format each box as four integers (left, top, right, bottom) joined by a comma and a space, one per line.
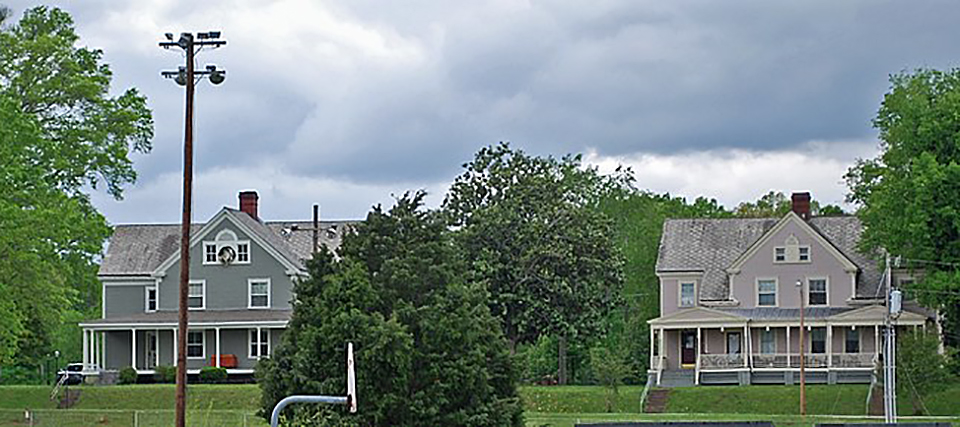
7, 1, 960, 223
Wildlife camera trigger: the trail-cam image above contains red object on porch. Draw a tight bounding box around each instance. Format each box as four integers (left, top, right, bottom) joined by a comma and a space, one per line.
210, 354, 238, 368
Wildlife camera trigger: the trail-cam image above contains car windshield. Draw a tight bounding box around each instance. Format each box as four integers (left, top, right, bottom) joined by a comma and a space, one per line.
66, 365, 82, 372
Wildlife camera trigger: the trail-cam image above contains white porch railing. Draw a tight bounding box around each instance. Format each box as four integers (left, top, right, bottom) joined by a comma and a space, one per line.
832, 353, 876, 368
751, 353, 834, 368
699, 354, 744, 370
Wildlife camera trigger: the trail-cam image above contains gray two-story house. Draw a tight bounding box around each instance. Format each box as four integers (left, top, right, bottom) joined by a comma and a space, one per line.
78, 191, 354, 376
647, 192, 932, 386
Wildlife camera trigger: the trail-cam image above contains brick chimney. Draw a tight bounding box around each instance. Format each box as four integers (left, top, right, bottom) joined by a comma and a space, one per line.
791, 192, 811, 220
239, 191, 259, 219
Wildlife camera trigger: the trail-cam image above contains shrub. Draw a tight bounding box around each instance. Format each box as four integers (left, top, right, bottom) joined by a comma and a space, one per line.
0, 365, 46, 385
199, 366, 228, 383
153, 365, 175, 383
118, 366, 138, 384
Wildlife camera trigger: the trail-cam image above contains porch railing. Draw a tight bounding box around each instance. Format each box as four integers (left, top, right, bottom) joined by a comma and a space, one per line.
699, 354, 744, 370
832, 353, 876, 368
751, 353, 829, 368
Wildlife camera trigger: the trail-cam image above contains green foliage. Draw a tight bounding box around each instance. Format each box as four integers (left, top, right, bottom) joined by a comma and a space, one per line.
589, 347, 629, 412
598, 191, 731, 379
897, 329, 957, 415
517, 335, 559, 383
734, 191, 844, 218
199, 366, 228, 383
0, 6, 153, 367
259, 192, 523, 426
845, 68, 960, 351
444, 143, 628, 362
118, 366, 138, 385
0, 366, 45, 385
153, 365, 176, 384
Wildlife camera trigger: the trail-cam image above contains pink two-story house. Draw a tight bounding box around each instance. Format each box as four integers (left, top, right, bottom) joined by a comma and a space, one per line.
647, 192, 931, 386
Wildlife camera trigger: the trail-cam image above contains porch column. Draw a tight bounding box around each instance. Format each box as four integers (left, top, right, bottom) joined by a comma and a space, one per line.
155, 329, 160, 367
172, 328, 178, 364
743, 324, 749, 368
786, 326, 791, 366
256, 326, 262, 360
92, 331, 99, 370
827, 325, 833, 367
649, 328, 655, 370
874, 325, 880, 360
695, 327, 701, 385
215, 327, 221, 368
82, 329, 89, 371
131, 329, 137, 370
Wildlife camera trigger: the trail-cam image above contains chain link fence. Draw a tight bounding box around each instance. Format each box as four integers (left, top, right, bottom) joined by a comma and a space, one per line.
0, 409, 267, 426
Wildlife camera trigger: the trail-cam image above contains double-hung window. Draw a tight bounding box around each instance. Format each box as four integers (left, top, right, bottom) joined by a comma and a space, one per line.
188, 280, 205, 309
808, 279, 827, 306
757, 279, 777, 306
145, 286, 157, 312
187, 331, 205, 359
237, 243, 250, 263
249, 329, 270, 359
249, 279, 270, 309
679, 282, 696, 307
204, 243, 217, 264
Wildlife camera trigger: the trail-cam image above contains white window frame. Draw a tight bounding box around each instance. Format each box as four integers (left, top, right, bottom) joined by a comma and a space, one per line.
808, 277, 828, 306
756, 278, 778, 307
679, 281, 697, 308
248, 329, 271, 359
248, 278, 271, 309
186, 330, 206, 359
203, 242, 218, 265
188, 280, 206, 310
845, 327, 860, 353
798, 246, 811, 262
774, 247, 786, 262
237, 242, 251, 264
145, 286, 158, 313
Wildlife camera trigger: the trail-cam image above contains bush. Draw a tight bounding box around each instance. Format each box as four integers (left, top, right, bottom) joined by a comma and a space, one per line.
118, 366, 138, 384
199, 366, 228, 383
153, 365, 175, 383
0, 365, 45, 385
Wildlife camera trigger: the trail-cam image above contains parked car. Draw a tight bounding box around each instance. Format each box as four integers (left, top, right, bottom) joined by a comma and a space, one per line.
56, 363, 84, 385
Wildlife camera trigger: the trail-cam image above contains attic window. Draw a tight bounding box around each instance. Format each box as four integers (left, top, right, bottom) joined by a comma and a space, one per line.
237, 243, 249, 263
774, 234, 810, 264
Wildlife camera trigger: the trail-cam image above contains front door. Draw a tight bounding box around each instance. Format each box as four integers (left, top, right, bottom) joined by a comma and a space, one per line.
681, 330, 696, 367
727, 332, 742, 354
145, 331, 157, 369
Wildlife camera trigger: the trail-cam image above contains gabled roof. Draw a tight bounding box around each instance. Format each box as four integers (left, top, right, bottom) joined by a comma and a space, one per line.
726, 212, 858, 274
648, 306, 747, 326
99, 209, 357, 277
656, 214, 881, 301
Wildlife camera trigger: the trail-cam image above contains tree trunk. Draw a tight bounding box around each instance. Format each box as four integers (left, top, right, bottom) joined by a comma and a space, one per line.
558, 336, 568, 385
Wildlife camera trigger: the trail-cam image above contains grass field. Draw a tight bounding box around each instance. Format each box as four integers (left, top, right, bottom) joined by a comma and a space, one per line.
1, 384, 958, 426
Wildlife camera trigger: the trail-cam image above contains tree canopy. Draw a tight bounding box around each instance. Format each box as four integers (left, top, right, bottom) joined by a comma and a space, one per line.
259, 192, 522, 426
0, 6, 152, 365
845, 68, 960, 348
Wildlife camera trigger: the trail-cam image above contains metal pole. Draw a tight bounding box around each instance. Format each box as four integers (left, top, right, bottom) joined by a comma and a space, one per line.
270, 395, 348, 427
883, 251, 896, 423
313, 204, 319, 255
175, 32, 195, 427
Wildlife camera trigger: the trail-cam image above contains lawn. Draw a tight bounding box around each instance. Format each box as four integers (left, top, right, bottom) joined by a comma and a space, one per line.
1, 384, 958, 426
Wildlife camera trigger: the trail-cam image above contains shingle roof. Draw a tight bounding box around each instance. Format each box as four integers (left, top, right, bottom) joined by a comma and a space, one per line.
717, 307, 852, 320
99, 210, 357, 276
656, 215, 881, 300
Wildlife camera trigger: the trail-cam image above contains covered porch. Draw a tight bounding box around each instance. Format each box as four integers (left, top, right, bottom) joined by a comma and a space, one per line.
78, 309, 290, 376
647, 305, 928, 386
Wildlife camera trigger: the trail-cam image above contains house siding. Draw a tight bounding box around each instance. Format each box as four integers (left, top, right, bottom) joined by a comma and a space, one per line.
658, 275, 702, 317
105, 285, 149, 318
157, 220, 295, 312
732, 219, 853, 309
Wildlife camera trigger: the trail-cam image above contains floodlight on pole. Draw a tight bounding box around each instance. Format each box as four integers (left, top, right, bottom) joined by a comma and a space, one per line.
159, 30, 227, 427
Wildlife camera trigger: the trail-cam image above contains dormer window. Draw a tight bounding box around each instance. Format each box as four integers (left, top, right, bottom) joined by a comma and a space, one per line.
774, 234, 810, 264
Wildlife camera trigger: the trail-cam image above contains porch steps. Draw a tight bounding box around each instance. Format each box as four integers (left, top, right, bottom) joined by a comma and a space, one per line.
644, 389, 670, 413
659, 370, 695, 387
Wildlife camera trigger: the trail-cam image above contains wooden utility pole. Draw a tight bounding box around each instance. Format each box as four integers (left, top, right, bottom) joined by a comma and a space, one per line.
797, 279, 806, 417
160, 31, 226, 427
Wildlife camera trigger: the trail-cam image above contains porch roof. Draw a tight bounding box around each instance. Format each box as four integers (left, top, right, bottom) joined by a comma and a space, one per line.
79, 309, 292, 329
647, 304, 929, 329
648, 306, 748, 328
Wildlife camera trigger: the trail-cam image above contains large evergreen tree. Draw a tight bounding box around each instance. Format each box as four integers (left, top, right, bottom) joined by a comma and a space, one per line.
259, 192, 522, 426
